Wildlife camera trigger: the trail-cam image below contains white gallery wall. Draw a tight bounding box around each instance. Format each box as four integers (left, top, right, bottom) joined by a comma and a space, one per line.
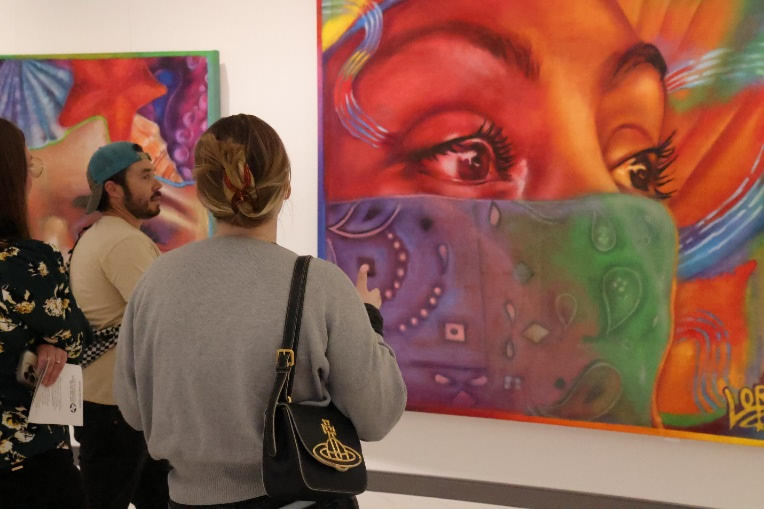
3, 1, 762, 508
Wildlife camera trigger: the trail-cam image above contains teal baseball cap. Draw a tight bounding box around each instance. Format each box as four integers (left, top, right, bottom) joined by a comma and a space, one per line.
85, 142, 149, 214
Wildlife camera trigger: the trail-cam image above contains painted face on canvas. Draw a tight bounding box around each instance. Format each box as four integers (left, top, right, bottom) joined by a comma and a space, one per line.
323, 0, 672, 202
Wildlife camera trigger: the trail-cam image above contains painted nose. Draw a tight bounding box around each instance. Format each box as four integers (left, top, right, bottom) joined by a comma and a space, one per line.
534, 83, 620, 200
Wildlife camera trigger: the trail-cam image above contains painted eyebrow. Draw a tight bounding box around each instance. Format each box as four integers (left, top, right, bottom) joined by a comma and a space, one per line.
376, 21, 540, 81
612, 42, 667, 79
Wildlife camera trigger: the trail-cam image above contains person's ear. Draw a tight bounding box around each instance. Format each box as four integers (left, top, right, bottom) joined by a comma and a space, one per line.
104, 180, 123, 200
284, 183, 292, 200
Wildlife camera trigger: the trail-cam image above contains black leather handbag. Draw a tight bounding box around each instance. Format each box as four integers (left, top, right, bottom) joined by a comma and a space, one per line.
262, 256, 367, 502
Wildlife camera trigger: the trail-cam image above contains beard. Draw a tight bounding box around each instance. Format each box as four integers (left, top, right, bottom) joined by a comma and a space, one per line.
123, 186, 161, 219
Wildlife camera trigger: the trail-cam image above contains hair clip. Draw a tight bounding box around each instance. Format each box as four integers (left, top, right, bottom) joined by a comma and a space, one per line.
223, 164, 254, 213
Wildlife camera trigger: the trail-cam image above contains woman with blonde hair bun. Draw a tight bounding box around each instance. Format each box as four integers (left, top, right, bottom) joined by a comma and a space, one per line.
114, 114, 407, 508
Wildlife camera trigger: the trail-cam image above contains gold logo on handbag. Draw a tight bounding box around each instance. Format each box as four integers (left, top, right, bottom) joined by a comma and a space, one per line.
312, 418, 362, 472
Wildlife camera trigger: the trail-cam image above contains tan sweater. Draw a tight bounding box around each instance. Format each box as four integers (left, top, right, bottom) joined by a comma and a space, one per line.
69, 215, 160, 405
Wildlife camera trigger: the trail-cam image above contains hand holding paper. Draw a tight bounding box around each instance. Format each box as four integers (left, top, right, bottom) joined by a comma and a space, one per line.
28, 363, 83, 426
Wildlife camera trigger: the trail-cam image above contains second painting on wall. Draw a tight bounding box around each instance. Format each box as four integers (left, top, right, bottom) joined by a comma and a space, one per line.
0, 51, 220, 253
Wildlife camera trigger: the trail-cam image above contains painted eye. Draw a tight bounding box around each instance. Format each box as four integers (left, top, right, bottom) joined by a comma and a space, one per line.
410, 121, 515, 185
420, 139, 495, 183
627, 158, 652, 191
612, 155, 648, 191
611, 153, 670, 198
434, 374, 452, 385
610, 133, 676, 199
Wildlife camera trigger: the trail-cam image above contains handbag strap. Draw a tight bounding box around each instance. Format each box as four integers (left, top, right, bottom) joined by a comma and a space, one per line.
281, 255, 311, 399
264, 255, 311, 457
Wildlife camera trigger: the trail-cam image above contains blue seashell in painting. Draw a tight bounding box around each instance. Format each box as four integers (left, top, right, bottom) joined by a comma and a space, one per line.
0, 59, 73, 148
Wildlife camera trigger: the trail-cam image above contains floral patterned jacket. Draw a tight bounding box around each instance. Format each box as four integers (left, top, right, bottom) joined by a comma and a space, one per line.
0, 238, 89, 471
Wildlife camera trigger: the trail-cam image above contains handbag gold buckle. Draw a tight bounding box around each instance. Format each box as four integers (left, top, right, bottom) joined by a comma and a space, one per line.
276, 349, 295, 368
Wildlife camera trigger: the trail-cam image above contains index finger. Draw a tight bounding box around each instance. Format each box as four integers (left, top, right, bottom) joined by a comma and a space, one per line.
356, 264, 369, 291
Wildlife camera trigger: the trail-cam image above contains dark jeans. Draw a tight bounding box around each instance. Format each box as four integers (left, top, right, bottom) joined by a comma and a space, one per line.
0, 448, 88, 509
169, 495, 359, 509
74, 401, 170, 509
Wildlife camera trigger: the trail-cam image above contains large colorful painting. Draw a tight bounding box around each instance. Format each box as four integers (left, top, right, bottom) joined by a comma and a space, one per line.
0, 51, 220, 252
319, 0, 763, 444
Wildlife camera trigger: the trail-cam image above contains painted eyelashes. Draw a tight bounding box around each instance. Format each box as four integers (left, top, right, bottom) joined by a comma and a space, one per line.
408, 120, 515, 184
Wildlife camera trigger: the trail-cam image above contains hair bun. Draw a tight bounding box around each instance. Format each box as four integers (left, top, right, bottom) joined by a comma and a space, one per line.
193, 115, 290, 228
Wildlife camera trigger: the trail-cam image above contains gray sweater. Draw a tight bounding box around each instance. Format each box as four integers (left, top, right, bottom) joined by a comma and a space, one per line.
113, 236, 407, 505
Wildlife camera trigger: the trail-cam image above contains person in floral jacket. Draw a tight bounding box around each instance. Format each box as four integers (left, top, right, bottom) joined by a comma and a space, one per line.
0, 117, 91, 508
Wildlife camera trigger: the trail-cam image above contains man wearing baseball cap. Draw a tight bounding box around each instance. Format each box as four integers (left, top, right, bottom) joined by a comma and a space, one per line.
70, 141, 168, 509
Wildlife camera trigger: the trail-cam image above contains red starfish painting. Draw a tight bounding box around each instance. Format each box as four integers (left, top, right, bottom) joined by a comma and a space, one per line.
59, 58, 167, 141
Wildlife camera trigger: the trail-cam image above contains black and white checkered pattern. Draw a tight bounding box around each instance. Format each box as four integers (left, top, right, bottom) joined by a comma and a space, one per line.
81, 325, 120, 368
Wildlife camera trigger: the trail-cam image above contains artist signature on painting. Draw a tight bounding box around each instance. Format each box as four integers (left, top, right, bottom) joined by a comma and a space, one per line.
723, 384, 764, 432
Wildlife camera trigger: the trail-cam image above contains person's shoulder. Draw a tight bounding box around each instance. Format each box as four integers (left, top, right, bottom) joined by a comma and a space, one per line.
139, 236, 212, 275
151, 237, 199, 262
120, 222, 158, 249
77, 216, 132, 250
307, 257, 353, 288
0, 238, 62, 266
0, 239, 64, 283
100, 221, 159, 259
